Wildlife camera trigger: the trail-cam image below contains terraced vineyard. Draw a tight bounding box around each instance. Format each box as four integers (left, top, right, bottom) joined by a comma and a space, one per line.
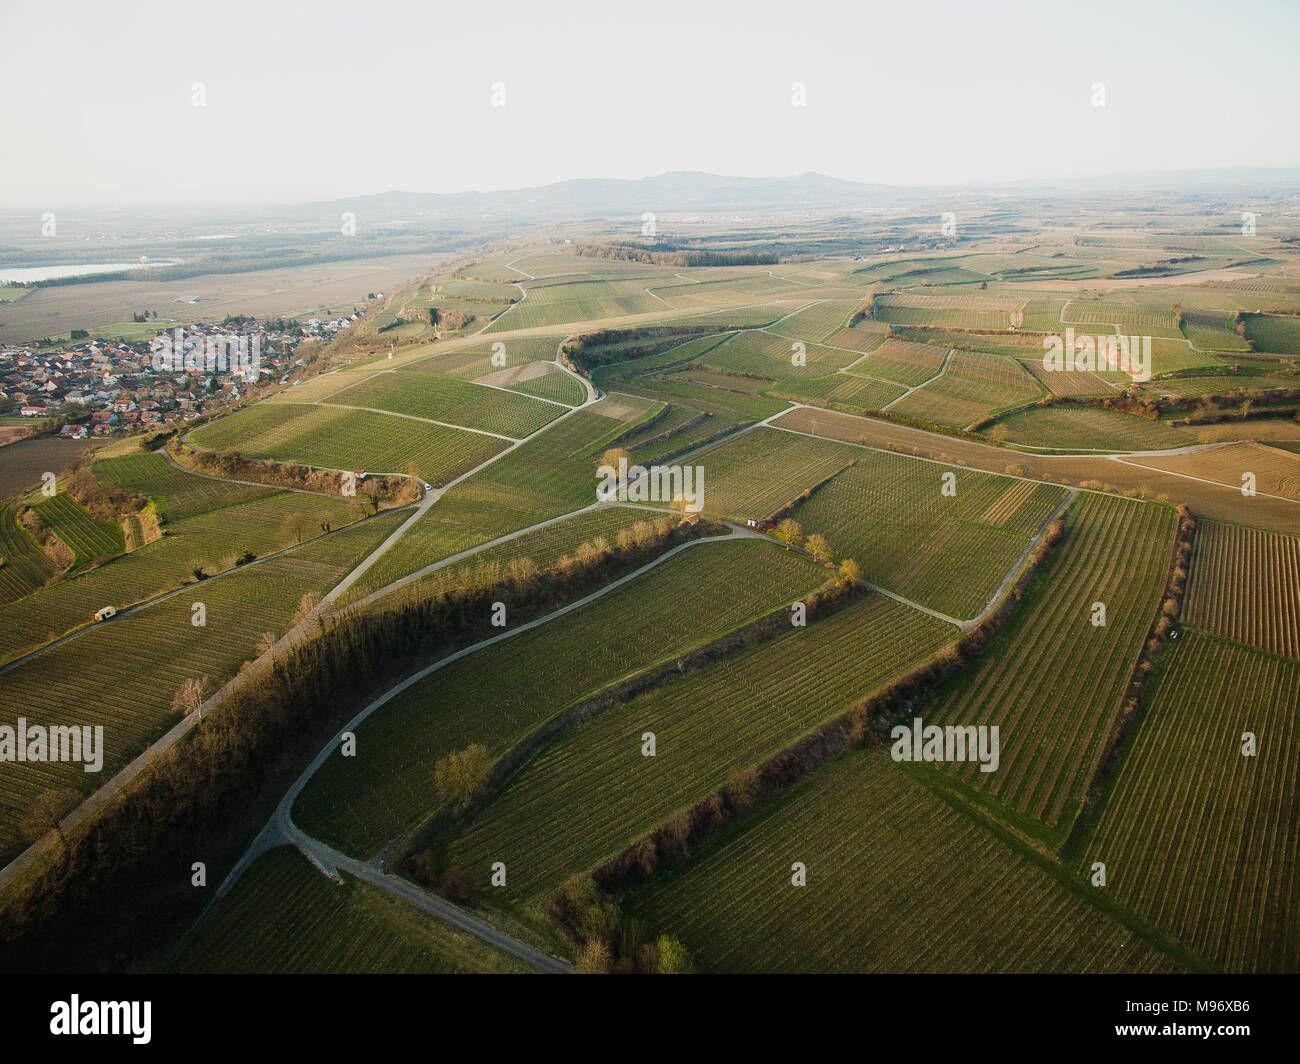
628, 750, 1178, 973
0, 502, 56, 603
1183, 521, 1300, 658
920, 492, 1176, 836
172, 848, 530, 974
295, 538, 829, 855
93, 450, 274, 521
188, 401, 508, 485
1078, 630, 1300, 972
789, 450, 1068, 618
31, 493, 124, 565
442, 594, 957, 900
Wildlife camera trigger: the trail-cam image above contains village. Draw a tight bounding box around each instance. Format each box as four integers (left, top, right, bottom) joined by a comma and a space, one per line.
0, 314, 359, 438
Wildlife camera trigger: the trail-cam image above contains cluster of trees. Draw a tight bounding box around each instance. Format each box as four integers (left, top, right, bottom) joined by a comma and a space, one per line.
168, 441, 420, 510
547, 875, 693, 973
569, 243, 778, 268
562, 326, 721, 372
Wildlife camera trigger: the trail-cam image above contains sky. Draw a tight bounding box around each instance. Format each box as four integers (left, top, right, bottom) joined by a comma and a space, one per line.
2, 0, 1298, 207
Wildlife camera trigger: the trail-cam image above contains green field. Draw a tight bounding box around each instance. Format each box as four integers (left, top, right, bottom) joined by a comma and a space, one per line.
0, 502, 56, 603
172, 848, 531, 973
889, 350, 1043, 429
790, 450, 1068, 618
341, 504, 655, 606
1242, 312, 1300, 355
627, 749, 1178, 973
323, 371, 565, 438
188, 402, 508, 485
918, 493, 1176, 837
693, 427, 858, 519
31, 494, 124, 566
0, 512, 407, 863
93, 450, 274, 522
294, 538, 829, 856
989, 405, 1192, 451
442, 593, 957, 901
0, 489, 363, 663
1078, 630, 1300, 972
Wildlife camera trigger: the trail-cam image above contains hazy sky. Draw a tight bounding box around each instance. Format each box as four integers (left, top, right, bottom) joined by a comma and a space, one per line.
3, 0, 1298, 206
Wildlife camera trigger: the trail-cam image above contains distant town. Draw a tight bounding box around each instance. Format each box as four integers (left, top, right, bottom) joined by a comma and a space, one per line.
0, 313, 362, 437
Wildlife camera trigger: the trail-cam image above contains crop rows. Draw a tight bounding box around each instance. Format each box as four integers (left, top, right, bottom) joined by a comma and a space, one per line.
0, 490, 360, 663
189, 402, 508, 486
172, 848, 528, 973
792, 452, 1067, 618
325, 370, 564, 438
0, 513, 407, 862
1080, 630, 1300, 971
992, 405, 1190, 451
627, 751, 1177, 973
294, 538, 829, 855
889, 350, 1043, 429
443, 594, 958, 900
93, 451, 274, 522
694, 427, 858, 519
31, 494, 124, 565
0, 502, 55, 604
923, 493, 1176, 834
854, 339, 948, 386
1183, 521, 1299, 659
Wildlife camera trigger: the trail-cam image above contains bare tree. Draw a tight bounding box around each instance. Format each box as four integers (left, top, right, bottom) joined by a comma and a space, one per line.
19, 787, 80, 848
172, 676, 213, 722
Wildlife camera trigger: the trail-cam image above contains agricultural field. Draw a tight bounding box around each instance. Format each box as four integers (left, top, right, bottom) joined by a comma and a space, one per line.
340, 504, 653, 606
852, 338, 948, 387
93, 450, 274, 522
31, 493, 124, 566
888, 350, 1044, 429
627, 750, 1178, 973
0, 488, 363, 663
0, 511, 406, 863
0, 502, 56, 603
294, 538, 831, 856
1180, 309, 1252, 352
172, 848, 531, 974
1078, 630, 1300, 972
1183, 521, 1300, 659
441, 594, 957, 902
918, 492, 1176, 839
1242, 312, 1300, 355
1061, 300, 1184, 339
1123, 441, 1300, 500
320, 370, 565, 438
788, 449, 1069, 618
188, 401, 508, 485
987, 405, 1193, 451
691, 427, 859, 519
874, 292, 1020, 331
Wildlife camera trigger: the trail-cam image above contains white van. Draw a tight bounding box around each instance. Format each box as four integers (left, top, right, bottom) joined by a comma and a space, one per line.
93, 606, 117, 623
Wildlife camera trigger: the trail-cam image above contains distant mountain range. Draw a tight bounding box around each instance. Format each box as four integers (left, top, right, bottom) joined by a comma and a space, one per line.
295, 171, 909, 223
289, 166, 1300, 227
